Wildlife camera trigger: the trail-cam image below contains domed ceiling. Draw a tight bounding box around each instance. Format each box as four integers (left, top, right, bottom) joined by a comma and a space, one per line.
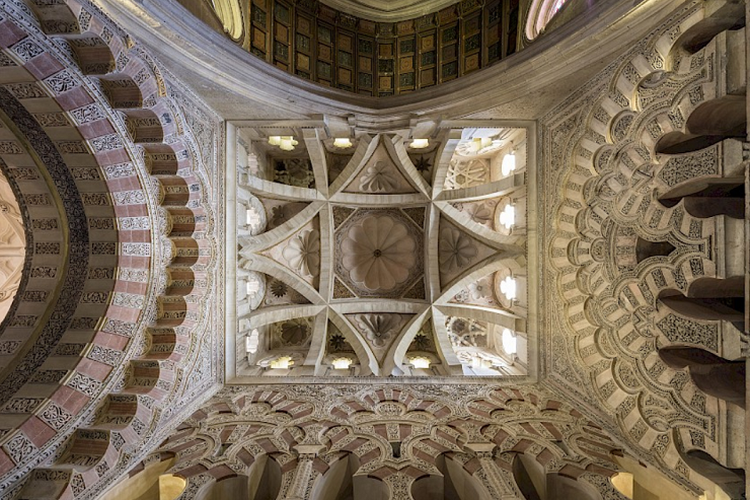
231, 124, 535, 380
201, 0, 526, 96
0, 170, 24, 324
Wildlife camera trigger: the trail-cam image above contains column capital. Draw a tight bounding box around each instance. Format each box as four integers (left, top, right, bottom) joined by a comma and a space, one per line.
464, 442, 496, 458
293, 444, 326, 458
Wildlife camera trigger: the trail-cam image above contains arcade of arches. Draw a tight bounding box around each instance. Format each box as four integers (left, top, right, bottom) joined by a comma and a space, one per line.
0, 0, 746, 499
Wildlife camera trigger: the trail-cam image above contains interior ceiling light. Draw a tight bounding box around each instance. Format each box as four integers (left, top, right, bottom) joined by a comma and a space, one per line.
500, 276, 517, 301
502, 328, 517, 355
471, 356, 492, 369
270, 356, 293, 369
410, 138, 429, 149
245, 329, 259, 354
410, 356, 431, 369
333, 138, 353, 149
332, 357, 352, 369
499, 204, 515, 230
501, 149, 516, 176
246, 279, 260, 297
246, 207, 261, 226
468, 137, 493, 152
268, 135, 298, 151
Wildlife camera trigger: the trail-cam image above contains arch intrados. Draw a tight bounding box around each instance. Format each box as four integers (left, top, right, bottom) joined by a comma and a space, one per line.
658, 346, 727, 369
668, 2, 745, 61
654, 131, 726, 155
686, 276, 745, 298
685, 96, 747, 137
659, 176, 744, 202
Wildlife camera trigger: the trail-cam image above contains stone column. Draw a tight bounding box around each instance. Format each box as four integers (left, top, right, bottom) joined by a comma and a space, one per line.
465, 443, 516, 499
281, 444, 325, 500
383, 472, 415, 500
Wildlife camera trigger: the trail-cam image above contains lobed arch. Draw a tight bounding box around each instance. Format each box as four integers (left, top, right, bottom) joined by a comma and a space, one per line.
0, 1, 745, 500
99, 453, 186, 500
191, 460, 281, 500
657, 176, 744, 220
547, 1, 748, 495
309, 452, 366, 500
0, 0, 218, 497
657, 276, 745, 328
666, 0, 746, 68
411, 451, 495, 500
512, 452, 605, 500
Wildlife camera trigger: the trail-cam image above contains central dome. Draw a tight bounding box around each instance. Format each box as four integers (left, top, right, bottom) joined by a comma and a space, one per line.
235, 127, 533, 378
341, 214, 417, 291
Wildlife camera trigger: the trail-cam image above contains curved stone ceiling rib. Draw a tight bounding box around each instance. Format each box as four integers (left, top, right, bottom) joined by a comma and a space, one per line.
319, 0, 463, 22
233, 126, 533, 380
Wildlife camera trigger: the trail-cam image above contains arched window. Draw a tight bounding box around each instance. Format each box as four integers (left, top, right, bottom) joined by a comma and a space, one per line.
0, 169, 24, 324
209, 0, 244, 40
525, 0, 569, 40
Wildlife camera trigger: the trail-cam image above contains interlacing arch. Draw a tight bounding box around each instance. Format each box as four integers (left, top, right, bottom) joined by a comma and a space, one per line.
0, 0, 219, 498
136, 385, 631, 499
546, 0, 745, 494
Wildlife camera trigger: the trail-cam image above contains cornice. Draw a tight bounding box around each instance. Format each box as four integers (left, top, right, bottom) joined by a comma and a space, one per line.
92, 0, 688, 124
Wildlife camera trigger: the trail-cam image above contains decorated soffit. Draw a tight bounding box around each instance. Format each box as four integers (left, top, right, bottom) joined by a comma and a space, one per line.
538, 1, 748, 494
233, 124, 535, 380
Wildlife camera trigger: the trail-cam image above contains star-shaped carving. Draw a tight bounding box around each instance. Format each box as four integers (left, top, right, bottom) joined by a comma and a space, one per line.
413, 155, 431, 173
234, 129, 530, 379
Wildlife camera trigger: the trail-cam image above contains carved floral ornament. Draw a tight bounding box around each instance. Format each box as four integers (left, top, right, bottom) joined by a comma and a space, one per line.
463, 201, 494, 226
235, 129, 530, 378
356, 314, 402, 348
0, 0, 737, 496
150, 385, 636, 500
359, 161, 403, 192
341, 215, 416, 291
438, 226, 478, 272
538, 4, 750, 496
282, 229, 321, 278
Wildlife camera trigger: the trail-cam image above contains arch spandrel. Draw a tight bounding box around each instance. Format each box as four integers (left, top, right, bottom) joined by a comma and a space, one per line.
543, 1, 747, 497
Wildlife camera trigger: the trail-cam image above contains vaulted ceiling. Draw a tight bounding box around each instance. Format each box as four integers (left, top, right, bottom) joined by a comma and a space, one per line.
0, 0, 745, 499
233, 126, 532, 380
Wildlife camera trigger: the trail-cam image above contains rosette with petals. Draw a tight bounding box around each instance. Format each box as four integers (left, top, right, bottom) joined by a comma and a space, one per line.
341, 216, 416, 291
282, 229, 320, 277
